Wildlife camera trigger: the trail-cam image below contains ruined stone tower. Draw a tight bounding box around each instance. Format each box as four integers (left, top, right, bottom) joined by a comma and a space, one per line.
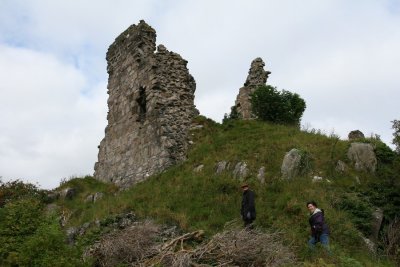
234, 58, 271, 119
94, 20, 197, 188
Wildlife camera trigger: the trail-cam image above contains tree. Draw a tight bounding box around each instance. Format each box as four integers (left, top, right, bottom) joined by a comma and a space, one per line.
250, 85, 306, 126
222, 105, 241, 123
392, 119, 400, 153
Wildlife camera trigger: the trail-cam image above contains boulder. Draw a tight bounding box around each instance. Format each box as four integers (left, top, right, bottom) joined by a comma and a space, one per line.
370, 208, 384, 243
312, 176, 323, 182
281, 148, 308, 179
93, 192, 104, 203
215, 161, 229, 174
347, 143, 377, 173
193, 164, 204, 173
257, 167, 265, 184
85, 192, 104, 203
232, 162, 249, 180
60, 187, 76, 200
66, 227, 78, 245
85, 194, 94, 203
348, 130, 365, 140
335, 160, 347, 172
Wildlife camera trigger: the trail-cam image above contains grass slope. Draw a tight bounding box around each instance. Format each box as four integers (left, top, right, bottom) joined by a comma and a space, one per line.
58, 116, 397, 266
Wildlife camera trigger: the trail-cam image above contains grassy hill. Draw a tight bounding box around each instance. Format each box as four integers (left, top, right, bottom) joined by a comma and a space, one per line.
1, 116, 400, 266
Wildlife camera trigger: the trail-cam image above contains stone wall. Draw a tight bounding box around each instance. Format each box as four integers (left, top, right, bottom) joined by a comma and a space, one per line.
234, 58, 271, 119
94, 20, 197, 188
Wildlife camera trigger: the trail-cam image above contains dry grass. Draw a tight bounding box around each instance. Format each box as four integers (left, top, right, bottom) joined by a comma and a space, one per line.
384, 217, 400, 263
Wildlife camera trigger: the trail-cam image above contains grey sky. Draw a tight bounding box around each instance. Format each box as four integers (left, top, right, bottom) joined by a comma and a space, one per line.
1, 0, 399, 189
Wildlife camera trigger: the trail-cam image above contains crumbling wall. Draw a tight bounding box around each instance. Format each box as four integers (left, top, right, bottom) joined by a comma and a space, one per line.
94, 20, 196, 188
235, 58, 271, 119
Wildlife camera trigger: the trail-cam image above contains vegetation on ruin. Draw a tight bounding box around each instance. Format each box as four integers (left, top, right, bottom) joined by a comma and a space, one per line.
250, 85, 306, 126
1, 116, 400, 266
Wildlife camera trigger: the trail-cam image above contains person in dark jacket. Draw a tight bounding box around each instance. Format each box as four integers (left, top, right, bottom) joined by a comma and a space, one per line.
307, 201, 330, 250
241, 184, 256, 227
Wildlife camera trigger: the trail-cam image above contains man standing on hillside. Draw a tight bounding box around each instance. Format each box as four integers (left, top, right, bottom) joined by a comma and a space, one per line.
241, 184, 256, 228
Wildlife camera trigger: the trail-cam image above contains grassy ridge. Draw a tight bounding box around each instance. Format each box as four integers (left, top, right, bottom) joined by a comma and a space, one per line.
57, 117, 397, 266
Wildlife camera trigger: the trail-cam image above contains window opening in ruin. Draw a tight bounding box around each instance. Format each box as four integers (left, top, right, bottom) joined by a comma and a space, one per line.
137, 86, 147, 122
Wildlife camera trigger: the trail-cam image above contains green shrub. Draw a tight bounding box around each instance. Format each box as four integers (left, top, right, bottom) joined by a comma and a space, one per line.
0, 180, 86, 266
250, 85, 306, 126
222, 105, 241, 123
0, 179, 45, 207
392, 119, 400, 154
333, 193, 373, 236
0, 197, 44, 264
374, 141, 396, 164
17, 216, 85, 267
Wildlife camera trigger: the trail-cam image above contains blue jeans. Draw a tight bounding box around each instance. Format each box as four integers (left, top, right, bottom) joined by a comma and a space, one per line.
308, 233, 330, 250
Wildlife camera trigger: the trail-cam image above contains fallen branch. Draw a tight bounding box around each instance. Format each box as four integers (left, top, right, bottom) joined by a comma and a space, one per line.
162, 230, 205, 251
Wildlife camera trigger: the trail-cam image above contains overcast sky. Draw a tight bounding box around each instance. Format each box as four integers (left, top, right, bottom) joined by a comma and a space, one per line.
1, 0, 399, 189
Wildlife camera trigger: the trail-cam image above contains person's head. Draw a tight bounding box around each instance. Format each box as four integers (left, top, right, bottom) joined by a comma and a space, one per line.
306, 201, 317, 213
241, 183, 249, 191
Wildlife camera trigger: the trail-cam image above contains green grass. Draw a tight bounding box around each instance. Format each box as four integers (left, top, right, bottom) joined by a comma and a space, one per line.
56, 117, 398, 266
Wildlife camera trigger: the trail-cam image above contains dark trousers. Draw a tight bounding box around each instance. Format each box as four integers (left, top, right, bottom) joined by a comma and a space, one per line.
243, 219, 254, 228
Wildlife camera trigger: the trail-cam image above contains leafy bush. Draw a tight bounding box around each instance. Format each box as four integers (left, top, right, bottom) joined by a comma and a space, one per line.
0, 198, 44, 264
250, 85, 306, 126
392, 119, 400, 153
17, 216, 85, 267
0, 179, 85, 266
0, 179, 45, 207
333, 193, 373, 236
222, 105, 241, 123
363, 181, 400, 221
374, 141, 397, 164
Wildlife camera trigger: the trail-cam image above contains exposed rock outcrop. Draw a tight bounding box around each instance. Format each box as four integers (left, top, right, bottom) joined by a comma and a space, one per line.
348, 130, 365, 140
370, 208, 384, 243
257, 166, 265, 184
59, 187, 76, 200
215, 161, 230, 174
281, 149, 302, 179
85, 192, 104, 203
94, 20, 197, 188
234, 58, 271, 119
335, 160, 347, 172
347, 143, 377, 173
193, 164, 204, 173
281, 148, 311, 179
232, 162, 249, 180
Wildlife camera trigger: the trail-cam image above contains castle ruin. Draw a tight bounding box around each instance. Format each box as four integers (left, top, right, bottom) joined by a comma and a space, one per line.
234, 58, 271, 119
94, 20, 197, 188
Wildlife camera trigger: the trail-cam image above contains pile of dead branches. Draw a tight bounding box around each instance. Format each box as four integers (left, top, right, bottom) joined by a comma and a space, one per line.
147, 227, 295, 266
87, 220, 295, 267
88, 220, 163, 266
192, 227, 295, 266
